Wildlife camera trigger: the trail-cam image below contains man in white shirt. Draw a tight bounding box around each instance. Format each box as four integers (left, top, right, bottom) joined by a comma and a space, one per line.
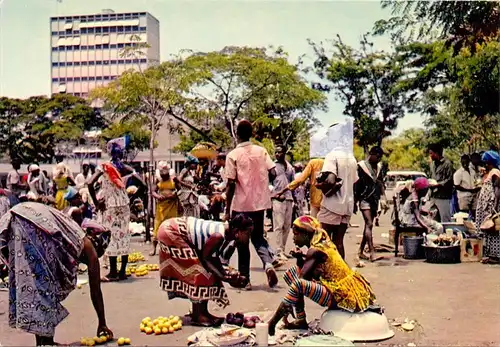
453, 154, 480, 215
315, 120, 358, 259
6, 159, 26, 197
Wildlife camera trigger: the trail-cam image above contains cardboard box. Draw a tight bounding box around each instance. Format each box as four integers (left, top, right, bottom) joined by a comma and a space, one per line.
460, 238, 483, 263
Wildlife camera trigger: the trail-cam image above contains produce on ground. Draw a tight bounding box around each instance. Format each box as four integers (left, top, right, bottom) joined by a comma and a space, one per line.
225, 312, 261, 328
117, 337, 131, 346
119, 252, 145, 263
80, 334, 111, 346
140, 316, 183, 335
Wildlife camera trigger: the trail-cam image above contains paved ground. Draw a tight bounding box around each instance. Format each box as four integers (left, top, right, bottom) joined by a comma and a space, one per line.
1, 213, 500, 346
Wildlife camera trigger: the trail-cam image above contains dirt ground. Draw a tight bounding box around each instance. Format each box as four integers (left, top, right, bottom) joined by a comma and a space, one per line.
1, 213, 500, 346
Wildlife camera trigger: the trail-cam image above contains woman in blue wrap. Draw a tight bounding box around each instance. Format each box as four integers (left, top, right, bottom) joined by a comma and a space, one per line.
475, 150, 500, 264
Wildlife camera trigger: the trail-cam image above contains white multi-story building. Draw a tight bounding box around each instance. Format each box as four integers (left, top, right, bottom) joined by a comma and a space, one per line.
50, 10, 160, 97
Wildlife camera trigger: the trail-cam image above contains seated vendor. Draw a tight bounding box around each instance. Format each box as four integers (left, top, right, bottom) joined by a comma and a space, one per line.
64, 187, 93, 225
267, 215, 377, 336
400, 177, 443, 235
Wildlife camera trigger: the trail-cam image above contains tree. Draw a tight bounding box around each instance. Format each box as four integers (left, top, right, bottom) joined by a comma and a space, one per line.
178, 46, 326, 150
309, 35, 407, 153
374, 1, 500, 54
0, 94, 102, 163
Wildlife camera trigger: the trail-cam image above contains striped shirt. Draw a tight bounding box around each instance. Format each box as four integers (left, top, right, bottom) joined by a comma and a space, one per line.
186, 217, 225, 252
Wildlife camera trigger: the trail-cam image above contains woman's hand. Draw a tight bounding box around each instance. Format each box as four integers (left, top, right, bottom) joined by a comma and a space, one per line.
289, 248, 305, 259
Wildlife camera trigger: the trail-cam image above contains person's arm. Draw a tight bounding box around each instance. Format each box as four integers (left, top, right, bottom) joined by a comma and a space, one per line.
412, 201, 433, 232
288, 162, 313, 192
225, 179, 236, 220
453, 170, 470, 192
80, 237, 112, 337
200, 233, 226, 280
299, 248, 327, 281
492, 175, 500, 210
67, 176, 76, 186
435, 161, 454, 188
87, 171, 104, 208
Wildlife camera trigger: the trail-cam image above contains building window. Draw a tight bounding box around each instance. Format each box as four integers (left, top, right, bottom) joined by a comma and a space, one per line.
110, 44, 117, 49
67, 62, 73, 66
51, 62, 58, 67
117, 26, 124, 33
96, 44, 102, 49
96, 61, 102, 65
117, 43, 124, 48
67, 77, 74, 82
81, 46, 88, 50
74, 62, 81, 66
118, 59, 124, 64
52, 78, 59, 82
66, 46, 73, 51
81, 28, 87, 34
96, 27, 102, 33
52, 47, 58, 51
125, 26, 131, 32
58, 84, 67, 93
89, 61, 95, 66
103, 26, 109, 33
73, 30, 80, 35
81, 61, 87, 66
103, 60, 110, 65
89, 76, 96, 81
82, 76, 88, 81
104, 76, 110, 80
96, 76, 103, 81
139, 26, 147, 32
74, 77, 81, 82
88, 28, 95, 34
88, 45, 95, 50
110, 26, 117, 33
103, 44, 109, 49
140, 58, 147, 63
132, 26, 139, 31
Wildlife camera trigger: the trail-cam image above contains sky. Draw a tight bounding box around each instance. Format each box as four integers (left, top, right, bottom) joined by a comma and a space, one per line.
0, 0, 422, 132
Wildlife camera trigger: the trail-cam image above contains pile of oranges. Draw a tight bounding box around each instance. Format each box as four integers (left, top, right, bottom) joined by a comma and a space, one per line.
140, 316, 183, 335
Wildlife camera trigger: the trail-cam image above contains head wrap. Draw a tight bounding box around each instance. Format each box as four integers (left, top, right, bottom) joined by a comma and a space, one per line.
158, 161, 170, 172
29, 164, 40, 172
53, 163, 68, 178
186, 154, 199, 165
64, 186, 78, 201
414, 177, 429, 191
482, 150, 500, 168
293, 215, 331, 246
126, 185, 138, 195
101, 162, 125, 189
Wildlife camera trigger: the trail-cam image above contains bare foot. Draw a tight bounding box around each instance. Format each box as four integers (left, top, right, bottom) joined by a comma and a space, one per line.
357, 252, 369, 260
149, 249, 156, 256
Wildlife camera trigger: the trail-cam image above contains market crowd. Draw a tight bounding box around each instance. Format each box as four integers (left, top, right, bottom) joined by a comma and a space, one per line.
0, 119, 499, 345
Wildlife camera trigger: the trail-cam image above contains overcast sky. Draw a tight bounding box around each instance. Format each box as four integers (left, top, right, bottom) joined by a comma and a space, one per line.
0, 0, 421, 132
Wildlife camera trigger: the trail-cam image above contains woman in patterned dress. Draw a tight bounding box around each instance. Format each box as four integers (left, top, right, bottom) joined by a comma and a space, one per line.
0, 202, 112, 346
267, 215, 377, 336
158, 214, 252, 327
88, 162, 131, 282
475, 151, 500, 264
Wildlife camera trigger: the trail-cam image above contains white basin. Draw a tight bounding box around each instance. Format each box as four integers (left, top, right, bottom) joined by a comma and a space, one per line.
319, 309, 395, 342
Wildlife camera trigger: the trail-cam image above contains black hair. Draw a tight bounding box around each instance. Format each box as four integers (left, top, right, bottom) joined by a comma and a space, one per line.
461, 154, 470, 161
471, 153, 481, 160
236, 120, 253, 141
217, 153, 226, 160
427, 143, 444, 156
369, 146, 384, 156
230, 213, 254, 231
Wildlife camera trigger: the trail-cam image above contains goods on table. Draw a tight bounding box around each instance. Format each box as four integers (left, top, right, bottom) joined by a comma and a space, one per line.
140, 316, 182, 335
225, 312, 261, 328
425, 234, 459, 247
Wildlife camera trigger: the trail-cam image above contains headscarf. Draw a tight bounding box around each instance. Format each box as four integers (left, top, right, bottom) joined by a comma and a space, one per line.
29, 164, 40, 172
413, 177, 429, 191
101, 162, 125, 189
64, 186, 78, 201
293, 215, 330, 247
482, 150, 500, 168
186, 154, 199, 165
53, 163, 68, 178
158, 161, 170, 172
126, 185, 138, 195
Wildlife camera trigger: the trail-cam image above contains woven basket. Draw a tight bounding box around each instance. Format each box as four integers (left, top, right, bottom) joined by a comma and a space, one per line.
424, 245, 461, 264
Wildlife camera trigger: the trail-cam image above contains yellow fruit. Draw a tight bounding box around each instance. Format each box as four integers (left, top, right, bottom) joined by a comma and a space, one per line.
174, 323, 181, 330
145, 327, 153, 334
168, 327, 175, 333
101, 336, 107, 343
154, 328, 162, 335
169, 315, 174, 319
88, 340, 95, 347
124, 338, 131, 345
174, 315, 180, 322
80, 338, 87, 346
143, 316, 151, 322
161, 327, 168, 334
153, 319, 159, 325
93, 336, 99, 342
117, 338, 125, 346
140, 324, 145, 332
147, 321, 154, 328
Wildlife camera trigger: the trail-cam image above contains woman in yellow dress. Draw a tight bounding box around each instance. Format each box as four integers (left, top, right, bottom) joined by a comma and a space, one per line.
267, 215, 378, 336
150, 161, 181, 256
52, 163, 76, 211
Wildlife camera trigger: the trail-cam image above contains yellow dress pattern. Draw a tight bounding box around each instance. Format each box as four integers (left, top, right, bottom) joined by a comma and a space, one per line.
153, 179, 179, 239
313, 238, 376, 312
54, 176, 69, 211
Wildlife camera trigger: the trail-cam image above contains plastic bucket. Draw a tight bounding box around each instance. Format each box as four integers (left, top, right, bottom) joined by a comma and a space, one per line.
403, 236, 425, 259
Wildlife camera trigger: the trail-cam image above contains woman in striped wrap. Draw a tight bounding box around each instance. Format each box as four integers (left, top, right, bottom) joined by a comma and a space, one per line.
267, 215, 378, 336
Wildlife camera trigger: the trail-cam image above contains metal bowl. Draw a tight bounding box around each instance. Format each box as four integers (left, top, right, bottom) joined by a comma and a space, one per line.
319, 310, 395, 342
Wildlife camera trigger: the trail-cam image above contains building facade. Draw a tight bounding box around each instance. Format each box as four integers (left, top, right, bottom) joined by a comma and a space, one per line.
50, 10, 160, 97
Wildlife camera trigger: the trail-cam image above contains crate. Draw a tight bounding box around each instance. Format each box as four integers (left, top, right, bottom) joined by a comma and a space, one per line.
460, 238, 483, 263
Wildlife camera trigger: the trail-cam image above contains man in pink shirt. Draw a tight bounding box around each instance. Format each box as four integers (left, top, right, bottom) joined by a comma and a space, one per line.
225, 120, 278, 290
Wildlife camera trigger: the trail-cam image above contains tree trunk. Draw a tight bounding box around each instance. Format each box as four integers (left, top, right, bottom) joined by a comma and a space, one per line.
145, 117, 156, 243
